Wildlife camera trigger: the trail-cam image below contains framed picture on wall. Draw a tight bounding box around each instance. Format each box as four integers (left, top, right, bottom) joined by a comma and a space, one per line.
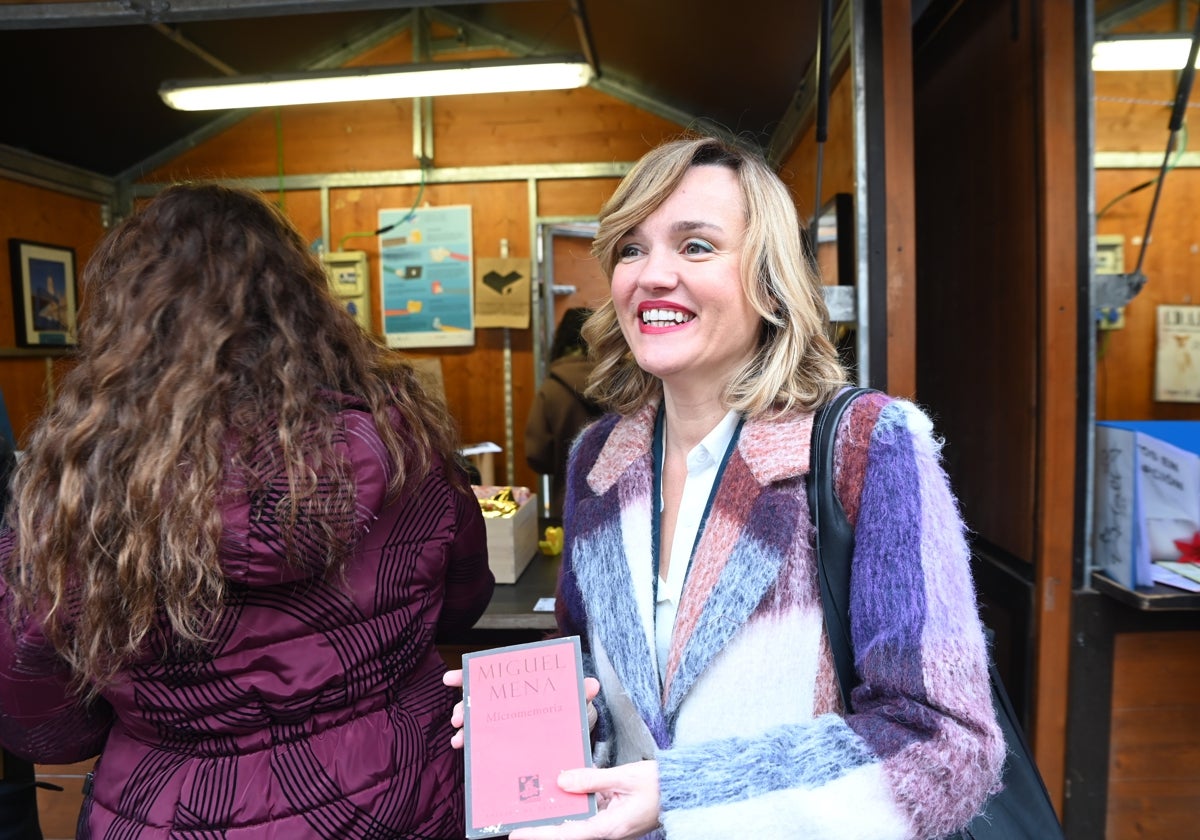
8, 238, 78, 347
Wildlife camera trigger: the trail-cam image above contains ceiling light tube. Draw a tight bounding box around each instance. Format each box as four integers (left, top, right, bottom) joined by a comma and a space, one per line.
160, 56, 594, 111
1093, 35, 1198, 71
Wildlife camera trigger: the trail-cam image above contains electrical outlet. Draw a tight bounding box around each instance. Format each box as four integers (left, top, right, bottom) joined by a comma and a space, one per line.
321, 250, 372, 330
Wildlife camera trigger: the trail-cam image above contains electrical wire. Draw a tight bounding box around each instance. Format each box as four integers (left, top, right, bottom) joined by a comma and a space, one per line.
338, 163, 427, 251
1096, 120, 1188, 220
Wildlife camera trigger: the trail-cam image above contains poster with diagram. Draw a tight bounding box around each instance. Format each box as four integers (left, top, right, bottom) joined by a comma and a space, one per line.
379, 205, 474, 348
1155, 305, 1200, 403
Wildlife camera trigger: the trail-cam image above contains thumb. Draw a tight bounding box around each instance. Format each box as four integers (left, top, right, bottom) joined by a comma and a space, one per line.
556, 767, 607, 794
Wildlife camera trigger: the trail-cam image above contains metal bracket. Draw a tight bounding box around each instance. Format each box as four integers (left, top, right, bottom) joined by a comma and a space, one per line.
823, 285, 856, 323
1092, 271, 1146, 311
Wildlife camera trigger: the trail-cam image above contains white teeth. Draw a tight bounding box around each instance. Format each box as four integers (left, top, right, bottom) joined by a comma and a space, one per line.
641, 308, 693, 325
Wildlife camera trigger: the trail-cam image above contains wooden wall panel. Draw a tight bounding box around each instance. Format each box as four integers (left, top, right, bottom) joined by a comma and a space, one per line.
914, 0, 1080, 808
537, 178, 621, 219
144, 98, 418, 182
1092, 4, 1200, 422
118, 28, 682, 491
1095, 3, 1183, 155
882, 0, 916, 399
551, 237, 610, 317
914, 0, 1039, 563
1106, 631, 1200, 839
34, 758, 95, 840
319, 179, 535, 486
0, 177, 105, 444
779, 72, 856, 218
0, 179, 106, 343
1031, 0, 1078, 803
263, 188, 323, 251
0, 358, 58, 448
145, 27, 679, 184
431, 88, 678, 168
1094, 165, 1200, 422
1106, 779, 1200, 839
1095, 71, 1181, 154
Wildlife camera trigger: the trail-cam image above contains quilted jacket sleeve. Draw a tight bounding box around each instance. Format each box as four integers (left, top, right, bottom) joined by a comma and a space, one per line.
0, 531, 114, 765
436, 474, 495, 634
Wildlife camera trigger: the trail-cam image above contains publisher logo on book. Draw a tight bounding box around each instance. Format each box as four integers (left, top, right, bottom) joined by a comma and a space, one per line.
519, 774, 542, 801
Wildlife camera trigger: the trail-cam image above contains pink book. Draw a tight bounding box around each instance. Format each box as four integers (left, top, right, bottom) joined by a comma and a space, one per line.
463, 635, 597, 838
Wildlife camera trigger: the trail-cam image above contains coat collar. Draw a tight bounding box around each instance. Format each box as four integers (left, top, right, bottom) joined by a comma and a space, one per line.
575, 404, 815, 731
584, 402, 815, 497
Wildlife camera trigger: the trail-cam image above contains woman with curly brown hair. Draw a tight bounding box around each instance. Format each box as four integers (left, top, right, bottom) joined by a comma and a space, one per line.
0, 183, 494, 838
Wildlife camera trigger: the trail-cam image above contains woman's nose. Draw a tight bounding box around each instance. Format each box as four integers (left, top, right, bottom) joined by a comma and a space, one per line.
636, 247, 679, 290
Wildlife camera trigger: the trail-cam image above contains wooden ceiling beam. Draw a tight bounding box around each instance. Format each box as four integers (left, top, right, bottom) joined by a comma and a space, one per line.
0, 0, 544, 30
1096, 0, 1170, 33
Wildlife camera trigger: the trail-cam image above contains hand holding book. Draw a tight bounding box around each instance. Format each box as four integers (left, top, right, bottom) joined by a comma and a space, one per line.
446, 637, 607, 838
506, 759, 661, 840
443, 669, 600, 749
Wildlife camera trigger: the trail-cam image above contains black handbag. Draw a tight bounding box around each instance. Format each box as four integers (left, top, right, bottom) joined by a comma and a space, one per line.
807, 387, 1064, 840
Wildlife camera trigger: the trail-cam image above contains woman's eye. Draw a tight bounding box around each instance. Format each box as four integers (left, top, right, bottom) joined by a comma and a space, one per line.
682, 239, 714, 256
618, 244, 643, 260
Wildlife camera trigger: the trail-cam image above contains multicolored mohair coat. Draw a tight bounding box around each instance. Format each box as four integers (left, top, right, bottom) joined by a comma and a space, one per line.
556, 390, 1005, 840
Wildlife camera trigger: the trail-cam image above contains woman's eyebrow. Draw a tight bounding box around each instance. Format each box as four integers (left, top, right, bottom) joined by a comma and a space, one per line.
670, 219, 723, 234
619, 219, 723, 240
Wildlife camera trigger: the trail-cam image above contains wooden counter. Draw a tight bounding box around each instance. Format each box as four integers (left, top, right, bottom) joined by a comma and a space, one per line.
1063, 573, 1200, 838
438, 551, 560, 660
473, 551, 560, 633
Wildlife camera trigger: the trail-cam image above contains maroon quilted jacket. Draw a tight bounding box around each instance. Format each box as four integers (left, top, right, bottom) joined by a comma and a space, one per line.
0, 406, 494, 838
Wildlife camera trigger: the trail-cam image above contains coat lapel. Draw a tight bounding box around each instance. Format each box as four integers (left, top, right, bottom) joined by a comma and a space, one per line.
662, 412, 815, 720
572, 404, 668, 743
571, 408, 817, 740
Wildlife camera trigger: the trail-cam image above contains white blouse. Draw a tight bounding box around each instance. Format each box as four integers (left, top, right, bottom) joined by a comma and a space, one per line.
655, 409, 741, 684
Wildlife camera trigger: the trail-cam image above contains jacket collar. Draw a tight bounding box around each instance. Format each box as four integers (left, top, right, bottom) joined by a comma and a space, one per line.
584, 402, 814, 495
575, 405, 815, 730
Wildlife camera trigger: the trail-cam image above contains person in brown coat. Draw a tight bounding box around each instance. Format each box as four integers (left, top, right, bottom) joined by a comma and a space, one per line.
525, 307, 604, 520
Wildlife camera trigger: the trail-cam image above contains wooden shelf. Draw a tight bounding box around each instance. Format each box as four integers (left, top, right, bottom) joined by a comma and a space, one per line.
1091, 570, 1200, 612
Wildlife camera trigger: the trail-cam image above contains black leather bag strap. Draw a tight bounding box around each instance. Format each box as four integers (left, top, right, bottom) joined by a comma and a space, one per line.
806, 386, 873, 710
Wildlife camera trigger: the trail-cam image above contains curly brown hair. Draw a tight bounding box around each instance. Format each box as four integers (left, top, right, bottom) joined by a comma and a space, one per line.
5, 183, 462, 692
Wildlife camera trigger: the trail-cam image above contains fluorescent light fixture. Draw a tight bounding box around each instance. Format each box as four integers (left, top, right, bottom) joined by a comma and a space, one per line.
160, 56, 594, 111
1093, 35, 1198, 71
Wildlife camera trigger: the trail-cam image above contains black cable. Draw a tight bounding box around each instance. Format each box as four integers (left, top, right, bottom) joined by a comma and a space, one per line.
1130, 5, 1200, 277
810, 0, 833, 232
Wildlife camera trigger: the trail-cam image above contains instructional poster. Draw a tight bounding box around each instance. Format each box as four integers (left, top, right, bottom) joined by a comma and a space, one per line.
379, 205, 474, 348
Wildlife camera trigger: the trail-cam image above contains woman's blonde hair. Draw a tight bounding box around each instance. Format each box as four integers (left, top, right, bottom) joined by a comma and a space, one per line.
5, 183, 463, 692
584, 135, 846, 417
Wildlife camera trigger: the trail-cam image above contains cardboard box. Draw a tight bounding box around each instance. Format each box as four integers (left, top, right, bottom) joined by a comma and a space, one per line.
473, 485, 538, 584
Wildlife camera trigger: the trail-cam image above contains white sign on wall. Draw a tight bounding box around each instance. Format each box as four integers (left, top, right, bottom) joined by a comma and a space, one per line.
1155, 304, 1200, 403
